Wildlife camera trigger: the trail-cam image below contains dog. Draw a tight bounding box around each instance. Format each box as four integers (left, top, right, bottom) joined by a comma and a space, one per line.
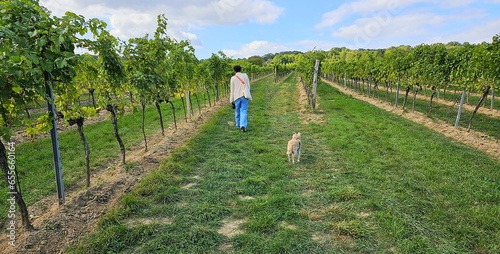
287, 132, 301, 164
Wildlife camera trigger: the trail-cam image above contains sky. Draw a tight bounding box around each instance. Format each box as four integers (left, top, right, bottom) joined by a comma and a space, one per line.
39, 0, 500, 59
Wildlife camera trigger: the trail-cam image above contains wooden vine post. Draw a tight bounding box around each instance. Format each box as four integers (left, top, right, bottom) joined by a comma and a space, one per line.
454, 91, 466, 128
311, 59, 320, 110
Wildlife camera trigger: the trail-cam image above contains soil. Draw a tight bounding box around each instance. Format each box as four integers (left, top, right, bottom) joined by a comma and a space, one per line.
217, 218, 247, 238
2, 76, 498, 253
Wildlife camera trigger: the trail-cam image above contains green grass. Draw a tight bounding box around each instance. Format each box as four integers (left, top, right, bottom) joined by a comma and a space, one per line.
66, 73, 499, 253
0, 93, 216, 223
336, 79, 500, 139
376, 81, 500, 111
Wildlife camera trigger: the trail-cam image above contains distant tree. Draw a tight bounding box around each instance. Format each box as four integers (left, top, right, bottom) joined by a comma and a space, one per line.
248, 55, 265, 66
262, 53, 276, 61
446, 41, 463, 47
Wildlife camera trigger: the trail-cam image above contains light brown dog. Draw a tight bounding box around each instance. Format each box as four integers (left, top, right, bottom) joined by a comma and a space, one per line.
287, 132, 301, 164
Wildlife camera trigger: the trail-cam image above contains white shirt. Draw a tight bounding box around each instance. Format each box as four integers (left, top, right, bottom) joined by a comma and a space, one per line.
230, 72, 252, 103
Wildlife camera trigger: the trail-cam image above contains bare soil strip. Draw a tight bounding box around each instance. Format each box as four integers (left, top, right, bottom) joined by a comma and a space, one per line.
322, 79, 499, 160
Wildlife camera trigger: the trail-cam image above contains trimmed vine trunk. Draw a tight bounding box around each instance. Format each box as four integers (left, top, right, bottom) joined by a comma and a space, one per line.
467, 85, 491, 132
490, 88, 495, 109
205, 88, 212, 107
402, 86, 411, 110
88, 88, 96, 108
215, 79, 220, 102
395, 81, 400, 108
373, 80, 379, 100
188, 91, 194, 117
155, 100, 165, 136
106, 104, 126, 164
128, 91, 135, 104
141, 102, 148, 152
167, 100, 177, 130
194, 93, 202, 115
386, 83, 390, 101
180, 96, 187, 122
0, 141, 33, 230
429, 86, 437, 114
69, 117, 91, 187
22, 98, 31, 119
411, 85, 421, 112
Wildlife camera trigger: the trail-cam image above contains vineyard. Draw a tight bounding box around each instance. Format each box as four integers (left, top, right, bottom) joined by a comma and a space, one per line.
11, 74, 493, 253
1, 0, 500, 253
322, 79, 500, 157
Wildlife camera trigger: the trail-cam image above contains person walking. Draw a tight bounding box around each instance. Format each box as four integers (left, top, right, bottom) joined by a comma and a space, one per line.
230, 65, 252, 132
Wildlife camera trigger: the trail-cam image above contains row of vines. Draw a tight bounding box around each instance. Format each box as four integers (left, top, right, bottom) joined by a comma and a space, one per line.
0, 0, 274, 229
296, 36, 499, 131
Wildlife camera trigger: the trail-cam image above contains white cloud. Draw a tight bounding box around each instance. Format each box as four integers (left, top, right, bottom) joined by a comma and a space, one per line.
437, 0, 477, 8
315, 0, 424, 29
427, 18, 500, 44
222, 41, 290, 58
315, 4, 352, 29
333, 12, 445, 41
315, 0, 491, 49
208, 0, 284, 24
107, 9, 156, 38
40, 0, 284, 43
291, 40, 344, 51
334, 10, 479, 49
314, 0, 486, 30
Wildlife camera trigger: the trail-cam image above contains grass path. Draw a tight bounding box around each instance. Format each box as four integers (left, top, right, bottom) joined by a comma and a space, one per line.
321, 79, 500, 159
68, 73, 499, 253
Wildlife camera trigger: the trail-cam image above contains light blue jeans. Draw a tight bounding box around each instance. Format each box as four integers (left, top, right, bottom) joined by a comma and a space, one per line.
234, 97, 249, 128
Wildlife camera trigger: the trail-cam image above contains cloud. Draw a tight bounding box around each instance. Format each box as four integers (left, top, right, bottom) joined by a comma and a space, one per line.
314, 4, 351, 29
40, 0, 284, 43
222, 41, 291, 58
208, 0, 284, 24
314, 0, 492, 49
427, 18, 500, 44
315, 0, 423, 29
314, 0, 485, 30
291, 40, 344, 51
328, 9, 496, 50
437, 0, 478, 8
333, 12, 446, 43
